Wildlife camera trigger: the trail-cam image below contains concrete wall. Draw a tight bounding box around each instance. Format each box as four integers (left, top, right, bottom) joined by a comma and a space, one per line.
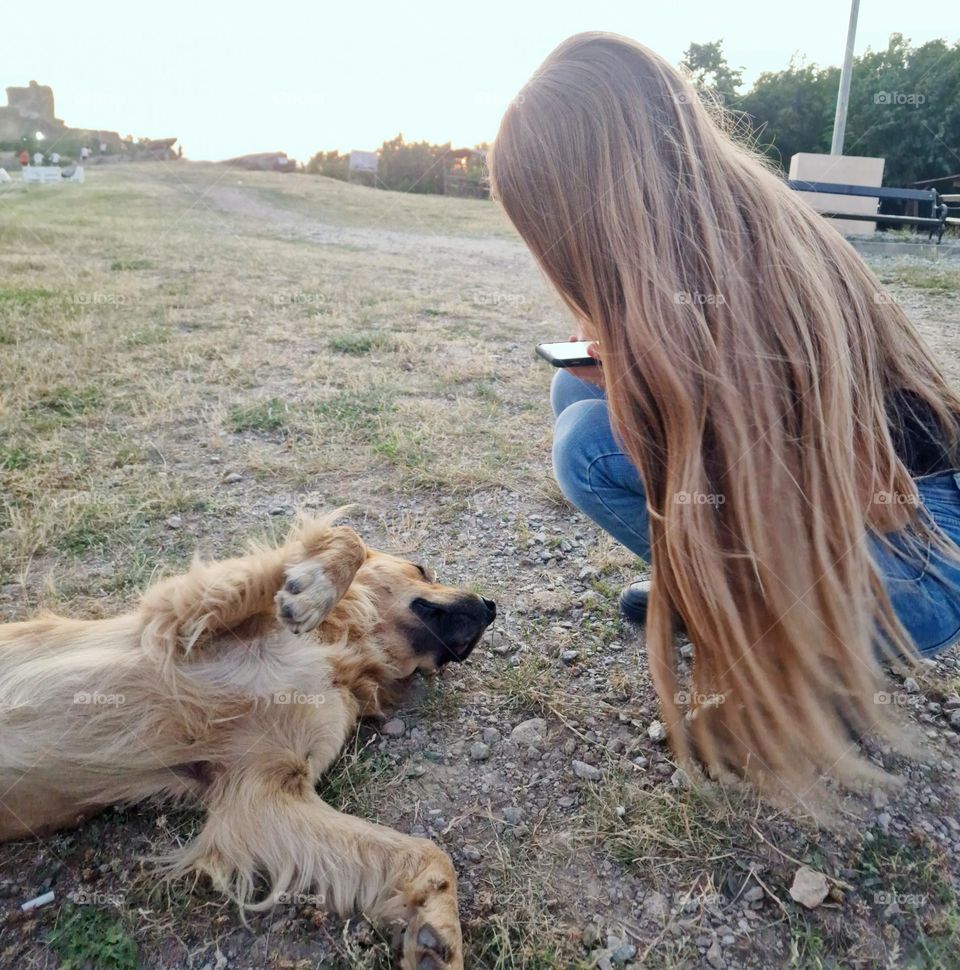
789, 153, 885, 235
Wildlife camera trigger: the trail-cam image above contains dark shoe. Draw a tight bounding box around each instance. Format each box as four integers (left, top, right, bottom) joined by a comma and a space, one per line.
619, 579, 651, 624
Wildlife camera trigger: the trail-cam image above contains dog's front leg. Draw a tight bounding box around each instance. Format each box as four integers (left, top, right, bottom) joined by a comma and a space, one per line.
139, 519, 365, 657
167, 779, 463, 970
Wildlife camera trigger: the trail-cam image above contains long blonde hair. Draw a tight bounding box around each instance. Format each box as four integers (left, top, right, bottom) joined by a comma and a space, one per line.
489, 32, 960, 804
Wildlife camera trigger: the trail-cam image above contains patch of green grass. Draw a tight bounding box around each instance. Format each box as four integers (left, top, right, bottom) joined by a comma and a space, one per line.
497, 650, 564, 716
56, 490, 208, 556
474, 381, 499, 401
47, 906, 138, 970
884, 266, 960, 294
314, 387, 396, 437
0, 285, 63, 308
31, 385, 104, 418
126, 325, 168, 347
317, 733, 395, 817
787, 921, 829, 967
370, 425, 433, 472
110, 257, 153, 271
59, 520, 110, 554
856, 826, 960, 964
858, 829, 956, 908
229, 397, 290, 433
328, 332, 395, 356
584, 774, 756, 884
0, 444, 31, 471
470, 917, 575, 970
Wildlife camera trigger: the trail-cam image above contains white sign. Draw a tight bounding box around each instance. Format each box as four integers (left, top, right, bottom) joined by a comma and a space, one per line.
22, 166, 84, 183
348, 150, 377, 173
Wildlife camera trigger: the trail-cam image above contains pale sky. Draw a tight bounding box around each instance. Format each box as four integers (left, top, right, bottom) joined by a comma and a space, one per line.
3, 0, 957, 162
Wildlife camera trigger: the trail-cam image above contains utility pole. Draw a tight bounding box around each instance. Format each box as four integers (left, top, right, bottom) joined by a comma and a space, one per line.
830, 0, 860, 155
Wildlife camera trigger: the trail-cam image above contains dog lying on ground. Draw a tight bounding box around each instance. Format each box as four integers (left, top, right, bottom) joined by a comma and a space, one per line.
0, 515, 496, 970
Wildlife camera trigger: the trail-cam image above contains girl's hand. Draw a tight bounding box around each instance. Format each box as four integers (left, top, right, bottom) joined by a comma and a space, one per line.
567, 335, 605, 388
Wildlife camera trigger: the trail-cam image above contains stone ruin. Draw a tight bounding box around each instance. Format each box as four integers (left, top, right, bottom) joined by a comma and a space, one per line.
0, 81, 177, 161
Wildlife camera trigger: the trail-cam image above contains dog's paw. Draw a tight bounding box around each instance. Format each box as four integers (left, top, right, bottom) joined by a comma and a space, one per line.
275, 562, 338, 634
404, 920, 458, 970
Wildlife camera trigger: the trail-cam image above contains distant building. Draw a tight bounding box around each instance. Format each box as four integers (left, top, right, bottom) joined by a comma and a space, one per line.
142, 138, 180, 161
0, 81, 177, 160
0, 80, 68, 143
223, 152, 297, 172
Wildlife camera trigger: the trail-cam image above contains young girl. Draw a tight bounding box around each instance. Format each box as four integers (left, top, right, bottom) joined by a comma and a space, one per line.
489, 32, 960, 802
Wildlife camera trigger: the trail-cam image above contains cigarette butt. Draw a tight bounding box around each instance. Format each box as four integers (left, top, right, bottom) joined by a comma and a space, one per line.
21, 890, 54, 912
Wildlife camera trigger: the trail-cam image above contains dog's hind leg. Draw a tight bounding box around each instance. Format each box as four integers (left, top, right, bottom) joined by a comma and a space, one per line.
139, 519, 366, 658
167, 767, 464, 970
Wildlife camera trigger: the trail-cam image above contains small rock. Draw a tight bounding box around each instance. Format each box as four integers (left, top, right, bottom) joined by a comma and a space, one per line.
743, 884, 764, 904
510, 717, 548, 747
582, 924, 602, 949
648, 720, 667, 743
593, 950, 614, 970
788, 866, 829, 909
222, 472, 243, 484
561, 649, 580, 665
670, 768, 690, 789
501, 806, 524, 824
382, 718, 405, 738
706, 938, 723, 968
530, 590, 570, 614
165, 515, 182, 530
610, 940, 636, 965
470, 742, 491, 762
949, 710, 960, 730
463, 846, 482, 863
578, 565, 600, 581
642, 891, 670, 923
904, 677, 920, 694
572, 760, 602, 781
481, 727, 501, 745
269, 506, 287, 516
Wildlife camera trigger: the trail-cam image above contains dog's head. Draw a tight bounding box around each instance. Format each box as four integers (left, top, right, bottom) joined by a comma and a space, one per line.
355, 551, 496, 677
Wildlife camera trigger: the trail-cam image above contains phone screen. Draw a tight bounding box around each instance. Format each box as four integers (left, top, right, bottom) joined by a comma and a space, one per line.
536, 340, 598, 367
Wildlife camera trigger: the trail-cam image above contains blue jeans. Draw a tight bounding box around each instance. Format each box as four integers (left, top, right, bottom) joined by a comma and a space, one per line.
551, 369, 960, 657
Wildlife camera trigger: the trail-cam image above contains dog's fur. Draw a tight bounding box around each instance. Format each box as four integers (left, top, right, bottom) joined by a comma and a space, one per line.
0, 516, 496, 970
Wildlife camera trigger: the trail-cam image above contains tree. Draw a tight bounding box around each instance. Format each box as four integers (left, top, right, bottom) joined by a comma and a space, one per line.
306, 150, 349, 181
738, 35, 960, 183
680, 40, 744, 105
738, 59, 838, 167
376, 134, 449, 194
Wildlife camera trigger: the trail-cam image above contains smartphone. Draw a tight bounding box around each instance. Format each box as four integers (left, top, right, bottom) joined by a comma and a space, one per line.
535, 340, 598, 368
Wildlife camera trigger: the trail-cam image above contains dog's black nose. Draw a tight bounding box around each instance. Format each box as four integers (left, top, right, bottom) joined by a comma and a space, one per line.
482, 598, 496, 621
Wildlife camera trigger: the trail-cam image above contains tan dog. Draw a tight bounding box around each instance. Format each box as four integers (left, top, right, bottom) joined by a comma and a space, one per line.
0, 516, 496, 970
